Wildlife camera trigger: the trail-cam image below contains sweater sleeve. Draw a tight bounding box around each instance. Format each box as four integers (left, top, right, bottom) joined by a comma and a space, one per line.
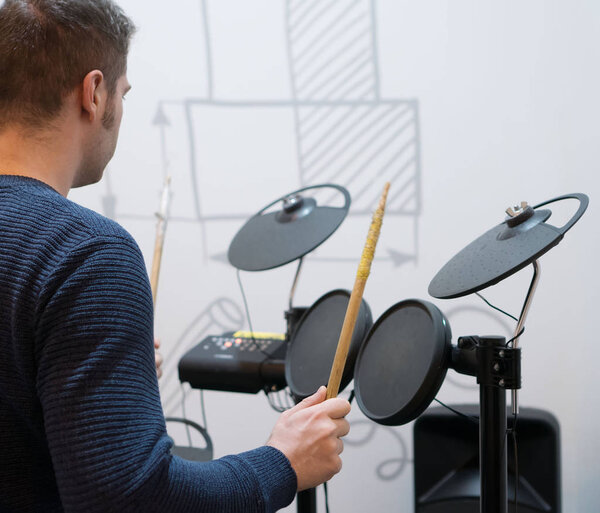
34, 235, 296, 513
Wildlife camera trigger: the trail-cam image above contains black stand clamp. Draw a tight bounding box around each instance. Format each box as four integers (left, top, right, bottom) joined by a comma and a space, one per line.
451, 335, 522, 513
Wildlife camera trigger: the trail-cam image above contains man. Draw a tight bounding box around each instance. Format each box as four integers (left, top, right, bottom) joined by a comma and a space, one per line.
0, 1, 351, 512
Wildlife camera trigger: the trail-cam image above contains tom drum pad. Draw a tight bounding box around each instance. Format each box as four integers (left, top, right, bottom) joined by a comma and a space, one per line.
354, 299, 451, 426
285, 289, 372, 401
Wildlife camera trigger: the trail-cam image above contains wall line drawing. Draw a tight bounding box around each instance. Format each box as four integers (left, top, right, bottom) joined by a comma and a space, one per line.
109, 0, 422, 268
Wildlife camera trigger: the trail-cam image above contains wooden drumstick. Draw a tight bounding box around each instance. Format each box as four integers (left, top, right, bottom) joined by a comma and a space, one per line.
150, 176, 172, 306
326, 182, 390, 399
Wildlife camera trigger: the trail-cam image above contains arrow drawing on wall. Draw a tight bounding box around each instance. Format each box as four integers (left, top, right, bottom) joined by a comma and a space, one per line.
303, 248, 415, 267
153, 103, 171, 181
209, 248, 415, 268
386, 249, 416, 267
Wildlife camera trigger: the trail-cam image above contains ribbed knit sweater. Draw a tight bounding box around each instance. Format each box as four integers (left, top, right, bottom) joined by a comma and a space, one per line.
0, 175, 296, 513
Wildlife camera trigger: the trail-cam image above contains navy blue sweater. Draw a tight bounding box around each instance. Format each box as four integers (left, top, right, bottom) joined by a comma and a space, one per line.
0, 175, 296, 512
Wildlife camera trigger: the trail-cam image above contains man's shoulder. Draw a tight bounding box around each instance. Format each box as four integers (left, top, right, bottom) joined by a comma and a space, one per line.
34, 187, 137, 249
64, 199, 134, 245
1, 176, 137, 248
33, 194, 150, 302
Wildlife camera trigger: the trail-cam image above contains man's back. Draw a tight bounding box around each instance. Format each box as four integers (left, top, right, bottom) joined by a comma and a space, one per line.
0, 174, 157, 511
0, 175, 298, 512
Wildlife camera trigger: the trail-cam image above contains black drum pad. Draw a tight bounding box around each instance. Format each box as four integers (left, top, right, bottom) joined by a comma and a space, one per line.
354, 300, 451, 426
285, 289, 372, 401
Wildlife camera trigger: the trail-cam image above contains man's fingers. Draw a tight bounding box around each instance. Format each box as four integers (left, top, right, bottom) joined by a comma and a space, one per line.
154, 338, 160, 349
268, 387, 350, 491
334, 418, 350, 438
320, 398, 351, 419
288, 386, 326, 413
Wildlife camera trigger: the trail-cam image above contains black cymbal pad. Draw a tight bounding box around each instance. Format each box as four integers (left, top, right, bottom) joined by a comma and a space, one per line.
429, 194, 589, 299
228, 184, 351, 271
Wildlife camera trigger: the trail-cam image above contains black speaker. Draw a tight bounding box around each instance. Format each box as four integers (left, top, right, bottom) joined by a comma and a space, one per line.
414, 405, 561, 513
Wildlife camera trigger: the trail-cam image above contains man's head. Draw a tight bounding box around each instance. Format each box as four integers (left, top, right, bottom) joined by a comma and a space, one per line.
0, 0, 135, 188
0, 0, 135, 129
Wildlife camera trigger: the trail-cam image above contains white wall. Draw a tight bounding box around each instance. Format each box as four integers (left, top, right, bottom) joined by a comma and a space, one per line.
70, 1, 600, 511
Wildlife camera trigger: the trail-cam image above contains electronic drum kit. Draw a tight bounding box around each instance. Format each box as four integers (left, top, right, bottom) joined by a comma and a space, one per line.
182, 183, 589, 513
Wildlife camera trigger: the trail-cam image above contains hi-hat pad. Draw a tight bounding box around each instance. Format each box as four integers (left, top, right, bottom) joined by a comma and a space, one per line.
285, 289, 372, 401
429, 193, 589, 299
353, 300, 451, 426
228, 184, 351, 271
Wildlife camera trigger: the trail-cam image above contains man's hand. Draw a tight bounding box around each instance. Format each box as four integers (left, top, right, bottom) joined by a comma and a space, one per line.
266, 386, 350, 491
154, 338, 163, 379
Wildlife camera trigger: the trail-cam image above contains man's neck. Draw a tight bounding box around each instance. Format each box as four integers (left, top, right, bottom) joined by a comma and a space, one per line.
0, 125, 80, 197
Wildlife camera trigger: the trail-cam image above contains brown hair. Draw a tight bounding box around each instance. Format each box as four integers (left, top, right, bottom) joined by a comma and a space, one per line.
0, 0, 135, 129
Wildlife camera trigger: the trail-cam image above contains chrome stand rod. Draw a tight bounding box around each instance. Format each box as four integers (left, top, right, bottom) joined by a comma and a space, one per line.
511, 260, 541, 415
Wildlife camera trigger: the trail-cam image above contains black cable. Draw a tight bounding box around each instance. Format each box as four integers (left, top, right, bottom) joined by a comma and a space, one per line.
285, 389, 295, 409
435, 395, 519, 511
433, 398, 479, 424
266, 390, 280, 412
475, 292, 525, 346
507, 412, 519, 513
199, 389, 208, 431
265, 387, 287, 413
165, 416, 214, 454
275, 390, 286, 411
505, 326, 525, 348
180, 384, 193, 446
498, 413, 520, 513
237, 268, 296, 414
475, 292, 519, 322
283, 390, 291, 409
236, 269, 274, 359
324, 481, 330, 513
273, 390, 281, 411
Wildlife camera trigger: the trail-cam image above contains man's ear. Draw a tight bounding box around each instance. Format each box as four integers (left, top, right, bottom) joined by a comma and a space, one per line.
81, 70, 105, 122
